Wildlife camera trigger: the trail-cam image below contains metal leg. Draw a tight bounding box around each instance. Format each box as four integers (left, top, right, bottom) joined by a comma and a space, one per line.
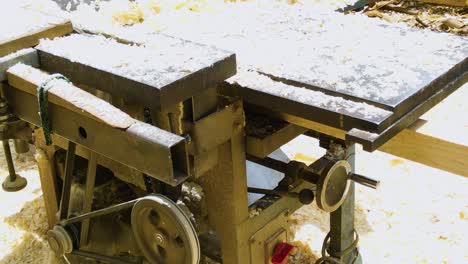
329, 144, 361, 264
59, 141, 76, 220
197, 132, 250, 264
80, 151, 98, 248
13, 139, 30, 154
2, 139, 27, 192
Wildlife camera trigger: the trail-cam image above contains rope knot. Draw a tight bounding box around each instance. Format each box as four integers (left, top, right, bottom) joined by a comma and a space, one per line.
37, 74, 71, 145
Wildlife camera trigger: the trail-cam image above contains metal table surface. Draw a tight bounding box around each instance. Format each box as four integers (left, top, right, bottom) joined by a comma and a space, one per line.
35, 34, 236, 111
125, 4, 466, 150
50, 2, 468, 149
70, 2, 467, 149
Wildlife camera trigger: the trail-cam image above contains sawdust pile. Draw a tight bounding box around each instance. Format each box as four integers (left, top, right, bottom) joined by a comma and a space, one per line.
0, 145, 60, 264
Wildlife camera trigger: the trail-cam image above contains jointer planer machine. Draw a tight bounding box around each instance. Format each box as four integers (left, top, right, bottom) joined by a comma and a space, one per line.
0, 5, 467, 264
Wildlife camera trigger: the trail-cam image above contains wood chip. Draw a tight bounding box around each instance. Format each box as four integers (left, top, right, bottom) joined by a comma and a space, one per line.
383, 5, 420, 15
416, 16, 429, 27
365, 9, 385, 18
370, 0, 399, 10
442, 18, 465, 29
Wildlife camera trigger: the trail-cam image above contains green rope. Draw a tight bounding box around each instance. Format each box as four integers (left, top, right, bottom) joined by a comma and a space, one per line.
37, 74, 70, 145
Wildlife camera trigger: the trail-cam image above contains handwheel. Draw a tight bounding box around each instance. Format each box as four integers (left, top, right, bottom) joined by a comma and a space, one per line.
131, 194, 200, 264
316, 160, 351, 212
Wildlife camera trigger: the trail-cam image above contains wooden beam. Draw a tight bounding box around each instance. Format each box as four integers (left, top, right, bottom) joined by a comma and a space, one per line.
292, 114, 468, 177
379, 119, 468, 177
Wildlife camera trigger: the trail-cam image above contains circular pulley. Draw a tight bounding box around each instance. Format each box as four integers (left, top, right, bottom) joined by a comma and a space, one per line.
316, 160, 351, 212
131, 194, 200, 264
47, 225, 74, 256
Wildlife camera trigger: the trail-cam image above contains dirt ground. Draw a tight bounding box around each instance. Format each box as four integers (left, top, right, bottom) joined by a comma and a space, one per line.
0, 1, 467, 264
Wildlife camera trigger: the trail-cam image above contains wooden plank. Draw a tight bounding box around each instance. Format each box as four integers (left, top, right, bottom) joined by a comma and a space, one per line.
294, 114, 468, 177
419, 0, 467, 7
35, 146, 59, 228
379, 120, 468, 177
0, 22, 72, 58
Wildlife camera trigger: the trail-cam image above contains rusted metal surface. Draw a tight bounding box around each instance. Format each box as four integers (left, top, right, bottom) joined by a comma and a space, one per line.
4, 85, 189, 185
245, 114, 307, 158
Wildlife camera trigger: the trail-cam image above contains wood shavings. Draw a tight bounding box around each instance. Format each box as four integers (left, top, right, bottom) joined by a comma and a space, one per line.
0, 141, 60, 264
365, 1, 468, 34
443, 17, 465, 29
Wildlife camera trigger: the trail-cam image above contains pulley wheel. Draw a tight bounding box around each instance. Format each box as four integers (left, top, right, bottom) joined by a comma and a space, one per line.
131, 194, 200, 264
316, 160, 351, 212
47, 225, 73, 256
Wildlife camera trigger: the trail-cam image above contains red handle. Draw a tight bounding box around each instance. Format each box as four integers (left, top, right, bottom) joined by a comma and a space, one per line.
271, 242, 295, 264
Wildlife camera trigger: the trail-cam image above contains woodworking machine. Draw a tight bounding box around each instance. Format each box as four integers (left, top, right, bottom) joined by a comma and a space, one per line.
0, 3, 466, 264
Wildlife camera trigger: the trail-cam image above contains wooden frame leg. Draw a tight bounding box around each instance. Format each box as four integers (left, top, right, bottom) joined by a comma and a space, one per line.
35, 146, 59, 228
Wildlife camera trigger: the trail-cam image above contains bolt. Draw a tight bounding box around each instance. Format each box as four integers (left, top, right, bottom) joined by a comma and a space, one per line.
155, 233, 167, 247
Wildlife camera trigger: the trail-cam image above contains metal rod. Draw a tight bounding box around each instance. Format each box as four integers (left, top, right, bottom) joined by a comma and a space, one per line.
349, 173, 380, 189
247, 155, 288, 173
248, 154, 378, 189
247, 154, 320, 183
247, 187, 297, 198
79, 151, 97, 248
71, 250, 139, 264
59, 141, 76, 220
62, 199, 138, 225
2, 140, 17, 181
248, 187, 315, 205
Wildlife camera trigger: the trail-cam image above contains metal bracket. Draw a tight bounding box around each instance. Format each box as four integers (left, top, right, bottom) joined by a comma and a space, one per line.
184, 100, 244, 155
